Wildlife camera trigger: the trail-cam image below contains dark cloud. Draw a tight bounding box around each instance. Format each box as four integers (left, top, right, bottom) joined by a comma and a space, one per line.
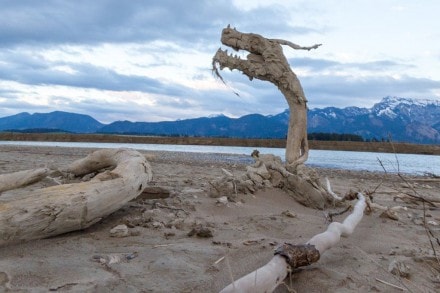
0, 1, 438, 123
0, 51, 191, 95
0, 0, 316, 47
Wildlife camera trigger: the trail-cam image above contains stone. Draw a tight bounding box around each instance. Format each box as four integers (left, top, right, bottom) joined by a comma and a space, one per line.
216, 196, 228, 205
110, 224, 129, 237
388, 259, 410, 278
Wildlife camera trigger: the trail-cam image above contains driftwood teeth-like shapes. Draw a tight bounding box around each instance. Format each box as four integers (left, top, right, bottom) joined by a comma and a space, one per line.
0, 148, 152, 246
220, 193, 366, 293
212, 26, 321, 168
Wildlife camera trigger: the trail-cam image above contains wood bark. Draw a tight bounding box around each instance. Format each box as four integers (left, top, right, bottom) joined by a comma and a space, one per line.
0, 148, 152, 246
212, 26, 321, 167
220, 193, 366, 292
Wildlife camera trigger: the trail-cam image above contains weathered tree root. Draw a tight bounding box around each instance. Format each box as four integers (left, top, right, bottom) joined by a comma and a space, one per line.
0, 148, 152, 246
209, 150, 333, 209
220, 193, 366, 293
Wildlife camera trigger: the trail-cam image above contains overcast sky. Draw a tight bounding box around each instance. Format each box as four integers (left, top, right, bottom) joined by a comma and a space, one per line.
1, 0, 439, 123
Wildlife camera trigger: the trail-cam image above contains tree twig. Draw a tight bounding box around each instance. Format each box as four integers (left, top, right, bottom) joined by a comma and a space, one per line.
375, 278, 407, 291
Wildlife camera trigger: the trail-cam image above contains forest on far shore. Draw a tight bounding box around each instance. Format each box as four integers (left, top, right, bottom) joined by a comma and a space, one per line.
0, 131, 439, 155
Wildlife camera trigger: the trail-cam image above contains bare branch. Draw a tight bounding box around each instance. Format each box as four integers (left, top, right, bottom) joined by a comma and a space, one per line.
270, 39, 322, 51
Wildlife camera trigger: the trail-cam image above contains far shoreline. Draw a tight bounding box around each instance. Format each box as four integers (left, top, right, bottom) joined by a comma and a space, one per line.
0, 132, 439, 155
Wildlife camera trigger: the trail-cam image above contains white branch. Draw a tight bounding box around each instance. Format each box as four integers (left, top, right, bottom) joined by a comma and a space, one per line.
324, 177, 343, 201
307, 193, 366, 253
220, 255, 288, 293
220, 193, 366, 293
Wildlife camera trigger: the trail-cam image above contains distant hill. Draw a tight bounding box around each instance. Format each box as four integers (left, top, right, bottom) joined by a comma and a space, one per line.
0, 96, 439, 144
100, 96, 440, 143
0, 111, 104, 133
99, 114, 287, 138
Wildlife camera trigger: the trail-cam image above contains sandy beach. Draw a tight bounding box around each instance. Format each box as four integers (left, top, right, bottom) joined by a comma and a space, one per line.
1, 145, 439, 292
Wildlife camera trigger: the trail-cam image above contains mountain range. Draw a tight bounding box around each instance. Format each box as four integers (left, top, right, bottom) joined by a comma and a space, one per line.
0, 96, 439, 144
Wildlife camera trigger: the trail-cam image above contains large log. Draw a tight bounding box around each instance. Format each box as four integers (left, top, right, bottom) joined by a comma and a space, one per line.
0, 148, 152, 246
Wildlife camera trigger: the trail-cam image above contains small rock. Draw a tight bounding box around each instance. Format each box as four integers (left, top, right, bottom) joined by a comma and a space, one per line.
187, 226, 213, 238
428, 220, 439, 226
110, 224, 129, 237
380, 209, 399, 221
281, 210, 297, 218
388, 259, 410, 278
216, 196, 229, 205
92, 252, 138, 264
152, 221, 164, 229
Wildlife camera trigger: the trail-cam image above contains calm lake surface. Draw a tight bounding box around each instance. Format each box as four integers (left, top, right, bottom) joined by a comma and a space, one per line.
1, 140, 439, 175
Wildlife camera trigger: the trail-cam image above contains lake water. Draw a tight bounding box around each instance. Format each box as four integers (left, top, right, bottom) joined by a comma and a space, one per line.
1, 140, 439, 175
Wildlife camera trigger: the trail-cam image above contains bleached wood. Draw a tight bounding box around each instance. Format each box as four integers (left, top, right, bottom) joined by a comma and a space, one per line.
324, 177, 343, 201
220, 193, 366, 293
212, 26, 320, 167
0, 168, 50, 193
307, 193, 366, 253
0, 148, 152, 246
221, 255, 288, 293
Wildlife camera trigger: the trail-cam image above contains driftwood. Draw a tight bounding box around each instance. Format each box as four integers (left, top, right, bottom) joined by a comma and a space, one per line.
0, 168, 50, 193
0, 148, 152, 246
220, 193, 366, 292
212, 27, 334, 209
212, 25, 321, 168
209, 151, 332, 209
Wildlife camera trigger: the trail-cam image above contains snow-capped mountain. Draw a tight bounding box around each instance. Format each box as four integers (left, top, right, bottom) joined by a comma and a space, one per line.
0, 96, 439, 144
306, 96, 440, 143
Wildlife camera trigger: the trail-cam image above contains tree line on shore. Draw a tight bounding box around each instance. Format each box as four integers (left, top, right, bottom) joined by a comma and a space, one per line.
2, 128, 387, 142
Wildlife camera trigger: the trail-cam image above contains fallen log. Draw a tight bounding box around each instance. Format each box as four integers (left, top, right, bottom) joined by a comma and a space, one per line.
220, 193, 366, 293
0, 148, 152, 246
0, 168, 50, 193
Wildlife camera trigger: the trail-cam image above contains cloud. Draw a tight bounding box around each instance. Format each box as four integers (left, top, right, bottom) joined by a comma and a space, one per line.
288, 57, 413, 72
0, 1, 438, 124
302, 74, 440, 108
0, 48, 194, 96
0, 0, 317, 48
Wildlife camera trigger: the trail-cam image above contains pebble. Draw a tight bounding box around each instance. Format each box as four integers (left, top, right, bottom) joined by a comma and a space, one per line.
216, 196, 228, 205
388, 259, 410, 278
109, 224, 129, 237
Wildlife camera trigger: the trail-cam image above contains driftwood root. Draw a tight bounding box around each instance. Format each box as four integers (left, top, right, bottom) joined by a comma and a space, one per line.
275, 243, 320, 269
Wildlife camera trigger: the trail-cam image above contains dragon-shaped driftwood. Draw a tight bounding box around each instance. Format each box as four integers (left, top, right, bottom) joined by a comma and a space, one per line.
212, 25, 321, 168
212, 26, 333, 209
